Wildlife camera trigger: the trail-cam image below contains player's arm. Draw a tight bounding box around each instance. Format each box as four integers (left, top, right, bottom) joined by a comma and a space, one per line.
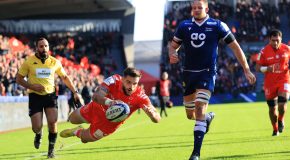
91, 85, 114, 106
60, 75, 82, 103
16, 73, 45, 92
142, 104, 161, 123
227, 39, 256, 84
60, 75, 78, 94
169, 37, 182, 64
256, 64, 274, 73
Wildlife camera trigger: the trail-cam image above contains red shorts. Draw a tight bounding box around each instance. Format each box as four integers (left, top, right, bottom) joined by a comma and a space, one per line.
79, 102, 122, 139
264, 82, 290, 99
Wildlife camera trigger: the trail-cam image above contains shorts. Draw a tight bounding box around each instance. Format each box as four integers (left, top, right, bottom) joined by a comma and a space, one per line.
79, 102, 122, 139
28, 92, 58, 117
264, 82, 290, 99
183, 71, 216, 96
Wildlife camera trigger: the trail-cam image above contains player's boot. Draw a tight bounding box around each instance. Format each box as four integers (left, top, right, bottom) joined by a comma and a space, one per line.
34, 133, 42, 149
205, 112, 215, 134
60, 125, 83, 138
47, 148, 55, 158
278, 120, 284, 133
272, 130, 279, 136
189, 154, 200, 160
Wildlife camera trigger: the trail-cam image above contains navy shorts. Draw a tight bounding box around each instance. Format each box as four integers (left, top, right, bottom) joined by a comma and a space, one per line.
182, 71, 216, 96
28, 92, 58, 117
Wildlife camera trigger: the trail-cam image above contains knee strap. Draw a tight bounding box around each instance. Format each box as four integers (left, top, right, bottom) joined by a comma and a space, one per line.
184, 101, 195, 110
195, 91, 210, 104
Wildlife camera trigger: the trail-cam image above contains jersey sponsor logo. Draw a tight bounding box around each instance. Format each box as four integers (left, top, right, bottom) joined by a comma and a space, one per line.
36, 68, 52, 78
188, 27, 191, 31
104, 76, 115, 85
206, 22, 217, 25
205, 27, 213, 31
191, 33, 206, 48
266, 57, 274, 60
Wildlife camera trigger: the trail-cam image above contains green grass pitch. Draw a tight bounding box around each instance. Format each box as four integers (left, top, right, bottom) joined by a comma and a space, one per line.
1, 102, 290, 160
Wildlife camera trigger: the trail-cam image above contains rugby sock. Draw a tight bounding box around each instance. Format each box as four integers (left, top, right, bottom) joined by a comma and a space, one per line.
74, 129, 83, 138
48, 132, 57, 150
192, 120, 207, 156
272, 122, 278, 132
278, 115, 284, 123
205, 113, 211, 121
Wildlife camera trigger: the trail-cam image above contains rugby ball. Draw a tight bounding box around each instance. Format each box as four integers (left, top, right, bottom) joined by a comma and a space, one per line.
106, 103, 130, 122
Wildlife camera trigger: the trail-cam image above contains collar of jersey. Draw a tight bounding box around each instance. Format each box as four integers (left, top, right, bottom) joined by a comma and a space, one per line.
192, 14, 209, 27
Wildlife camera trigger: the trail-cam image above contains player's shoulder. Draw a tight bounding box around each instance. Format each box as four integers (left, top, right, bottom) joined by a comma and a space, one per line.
25, 55, 37, 61
103, 74, 121, 86
134, 87, 148, 99
179, 19, 194, 27
48, 55, 62, 65
280, 43, 290, 51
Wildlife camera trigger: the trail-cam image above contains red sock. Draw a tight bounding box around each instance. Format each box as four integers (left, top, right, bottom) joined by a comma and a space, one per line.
278, 115, 284, 122
75, 129, 83, 138
272, 122, 278, 132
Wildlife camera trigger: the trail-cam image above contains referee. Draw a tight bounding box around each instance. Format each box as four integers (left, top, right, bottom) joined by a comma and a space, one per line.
16, 37, 81, 158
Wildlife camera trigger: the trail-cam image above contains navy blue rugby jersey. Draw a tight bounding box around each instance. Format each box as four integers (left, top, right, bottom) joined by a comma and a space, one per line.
174, 15, 231, 74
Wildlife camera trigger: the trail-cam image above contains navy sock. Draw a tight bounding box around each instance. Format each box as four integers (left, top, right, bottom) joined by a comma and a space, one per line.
48, 132, 57, 150
192, 120, 207, 156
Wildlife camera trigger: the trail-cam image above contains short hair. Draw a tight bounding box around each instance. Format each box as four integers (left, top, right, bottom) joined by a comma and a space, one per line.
36, 37, 48, 46
191, 0, 208, 5
123, 67, 142, 78
268, 29, 282, 38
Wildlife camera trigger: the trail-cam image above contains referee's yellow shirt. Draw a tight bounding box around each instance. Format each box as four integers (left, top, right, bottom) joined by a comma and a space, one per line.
18, 55, 67, 95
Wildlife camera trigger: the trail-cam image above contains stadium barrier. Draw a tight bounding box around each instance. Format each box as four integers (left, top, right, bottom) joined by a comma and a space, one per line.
0, 96, 69, 132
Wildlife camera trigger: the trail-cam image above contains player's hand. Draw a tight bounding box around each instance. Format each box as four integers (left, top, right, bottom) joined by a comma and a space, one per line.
73, 93, 84, 106
267, 65, 275, 72
169, 53, 179, 64
30, 84, 45, 92
244, 69, 256, 85
110, 100, 125, 106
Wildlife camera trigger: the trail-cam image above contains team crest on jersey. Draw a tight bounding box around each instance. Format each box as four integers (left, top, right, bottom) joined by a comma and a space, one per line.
191, 33, 206, 48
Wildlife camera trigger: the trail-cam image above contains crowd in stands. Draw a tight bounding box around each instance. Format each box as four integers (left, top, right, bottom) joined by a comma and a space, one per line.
161, 0, 256, 96
234, 0, 280, 42
0, 32, 122, 103
279, 0, 290, 31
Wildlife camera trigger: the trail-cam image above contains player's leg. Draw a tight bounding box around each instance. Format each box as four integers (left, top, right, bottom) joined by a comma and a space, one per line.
277, 91, 289, 133
68, 107, 88, 124
189, 89, 211, 159
29, 93, 44, 150
30, 112, 43, 149
266, 99, 279, 136
44, 94, 59, 158
184, 93, 196, 120
159, 96, 165, 117
45, 107, 58, 158
161, 96, 168, 117
79, 126, 105, 143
